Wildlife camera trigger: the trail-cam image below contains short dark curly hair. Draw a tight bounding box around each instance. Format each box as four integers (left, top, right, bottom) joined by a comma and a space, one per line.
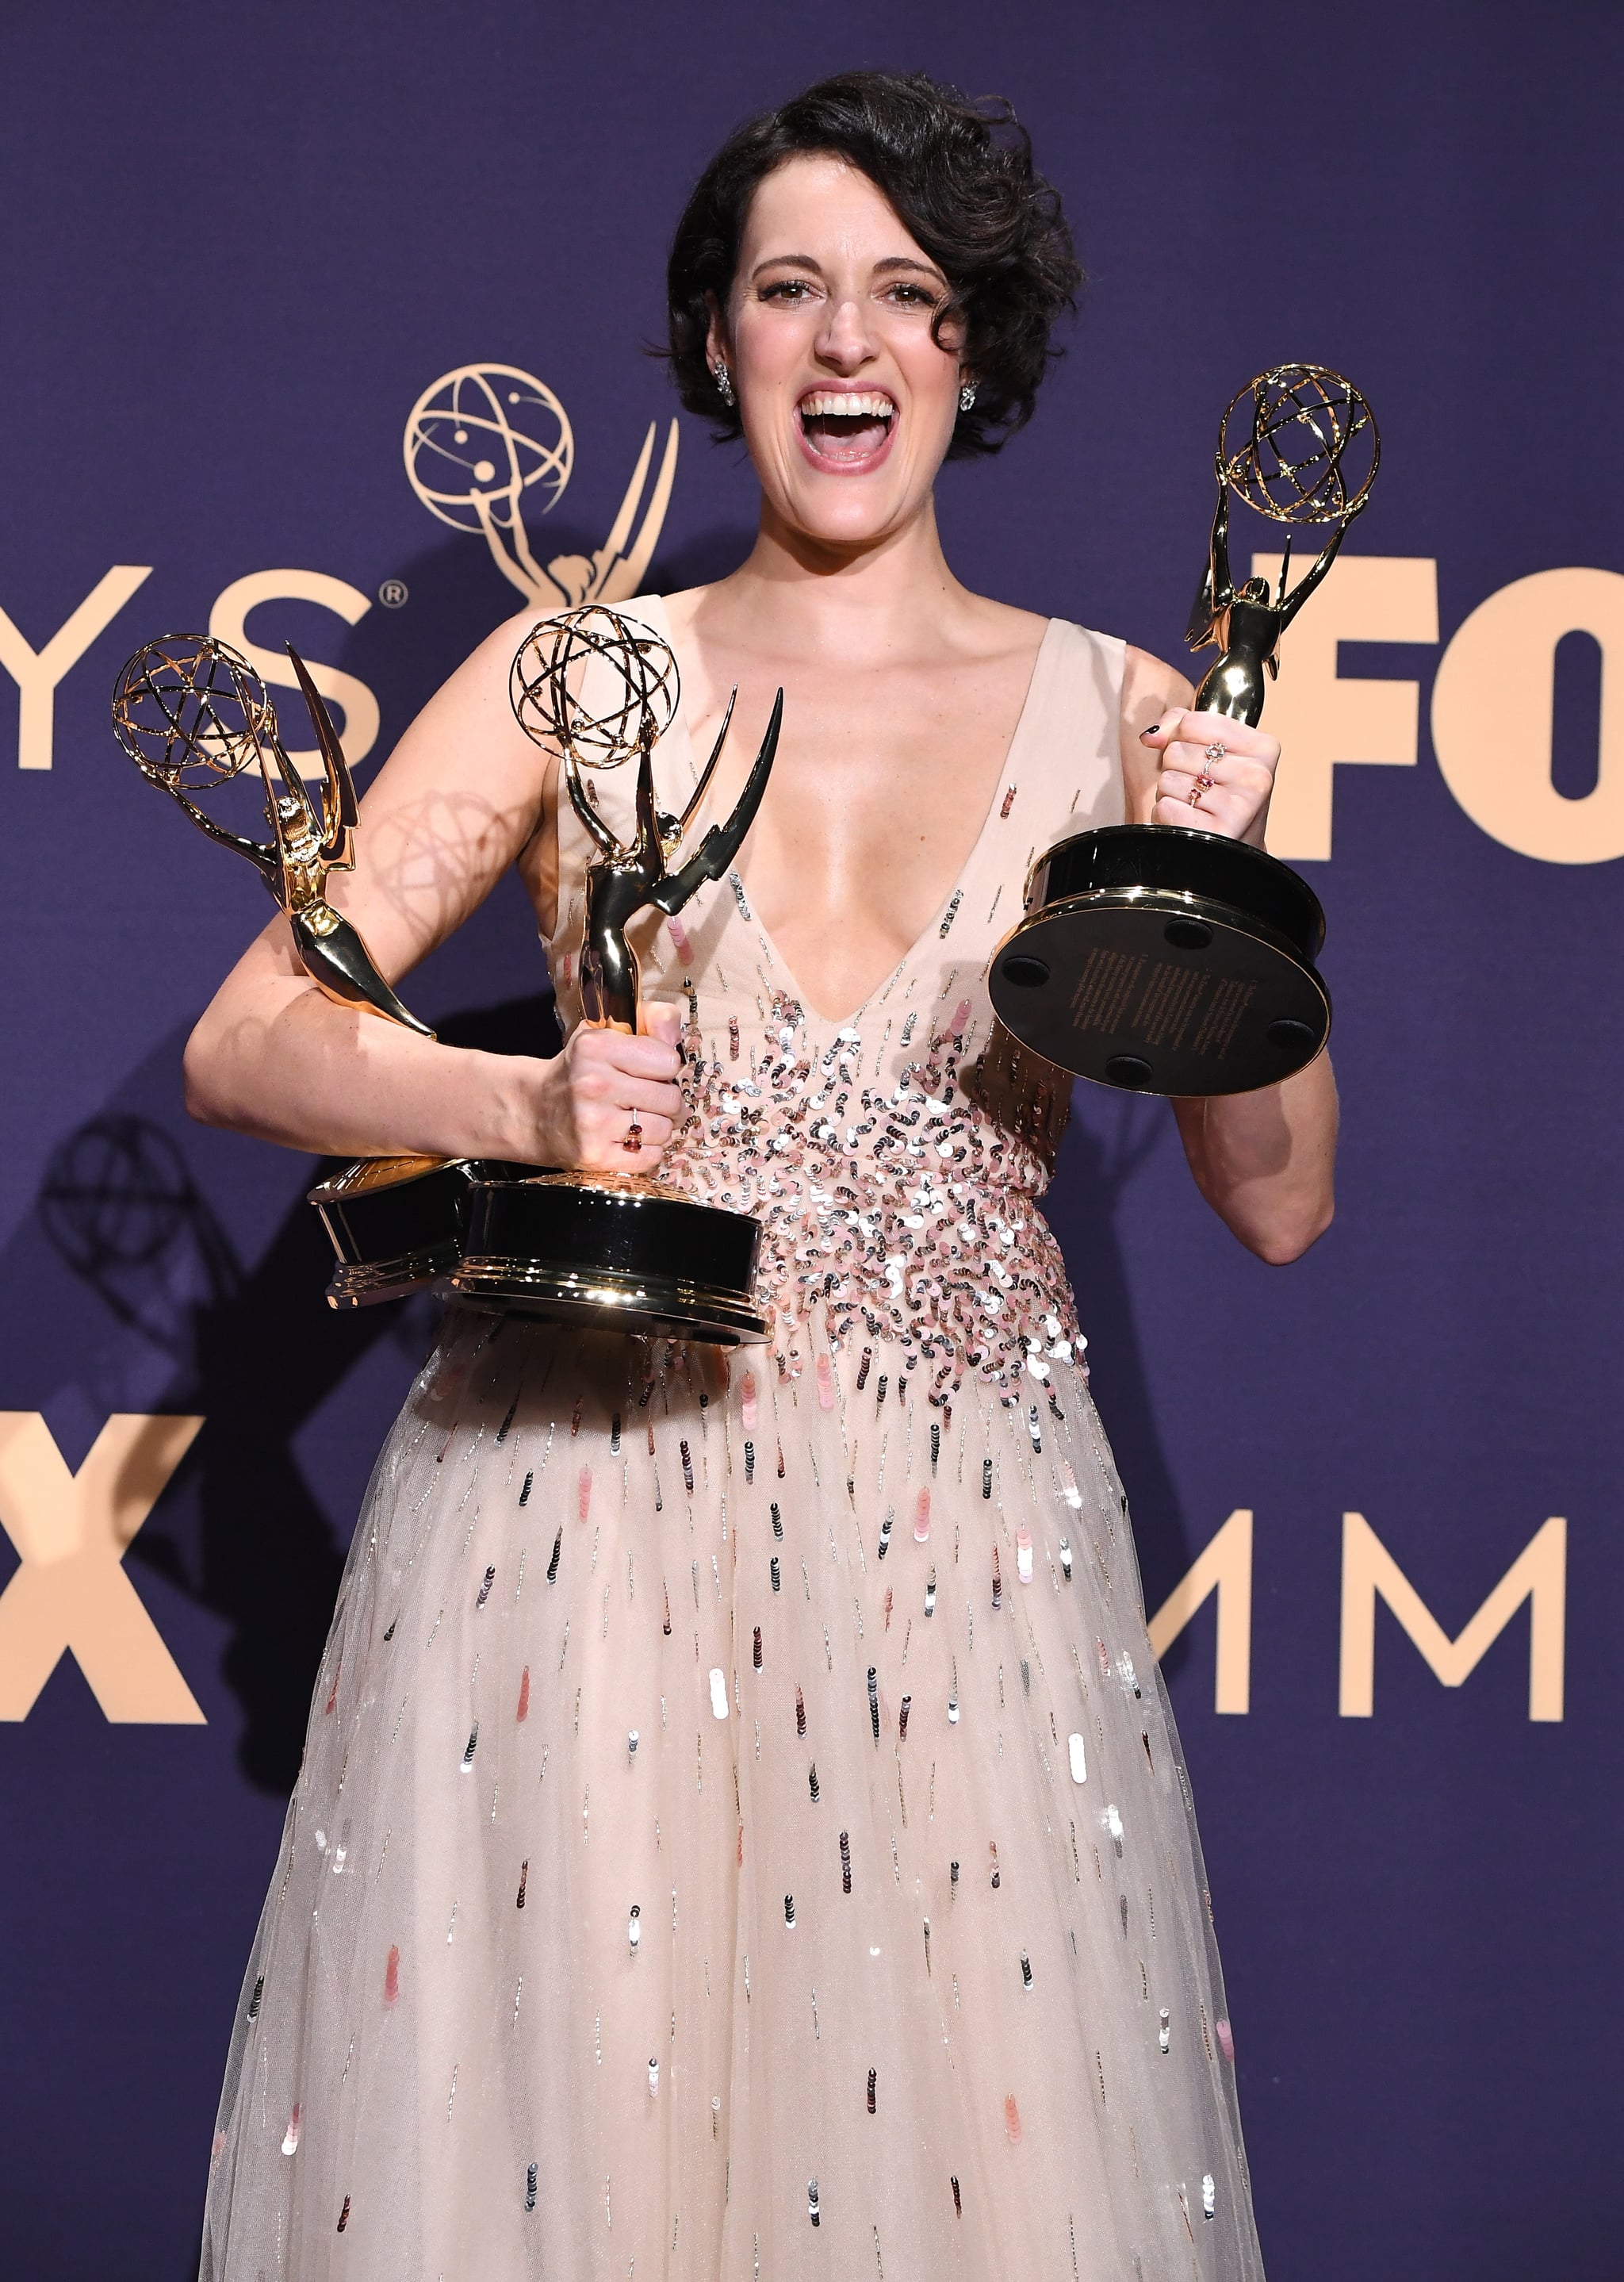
665, 70, 1082, 460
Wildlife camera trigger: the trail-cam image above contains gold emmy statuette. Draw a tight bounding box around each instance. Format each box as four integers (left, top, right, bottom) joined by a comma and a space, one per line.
111, 634, 503, 1306
990, 363, 1380, 1096
450, 605, 783, 1344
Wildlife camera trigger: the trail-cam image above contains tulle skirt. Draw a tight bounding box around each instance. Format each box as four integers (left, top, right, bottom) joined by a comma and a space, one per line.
201, 1306, 1262, 2280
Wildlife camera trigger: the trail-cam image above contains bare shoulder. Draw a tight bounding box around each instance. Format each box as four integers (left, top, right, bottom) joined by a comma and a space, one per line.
358, 600, 557, 815
1120, 644, 1196, 825
1121, 642, 1195, 724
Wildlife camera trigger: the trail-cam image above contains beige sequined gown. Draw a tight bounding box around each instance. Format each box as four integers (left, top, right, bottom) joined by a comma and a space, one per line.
201, 600, 1266, 2280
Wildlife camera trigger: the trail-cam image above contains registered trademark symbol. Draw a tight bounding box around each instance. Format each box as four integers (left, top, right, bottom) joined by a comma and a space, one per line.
378, 578, 409, 608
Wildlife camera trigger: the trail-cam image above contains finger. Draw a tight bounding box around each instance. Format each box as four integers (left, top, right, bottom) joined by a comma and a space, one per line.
576, 1025, 682, 1080
1153, 789, 1247, 838
1158, 757, 1254, 793
1137, 707, 1193, 753
1158, 759, 1244, 802
1140, 708, 1280, 767
578, 1114, 676, 1169
1153, 792, 1214, 830
572, 1069, 685, 1129
1157, 769, 1237, 814
598, 1073, 685, 1118
1168, 710, 1281, 768
1159, 750, 1275, 813
587, 1108, 676, 1148
640, 999, 683, 1048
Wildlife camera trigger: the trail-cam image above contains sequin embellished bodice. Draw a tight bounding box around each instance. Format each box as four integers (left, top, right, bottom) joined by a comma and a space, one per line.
542, 600, 1127, 1401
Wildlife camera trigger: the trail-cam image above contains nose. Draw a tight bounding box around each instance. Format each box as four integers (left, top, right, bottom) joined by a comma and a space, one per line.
814, 293, 875, 373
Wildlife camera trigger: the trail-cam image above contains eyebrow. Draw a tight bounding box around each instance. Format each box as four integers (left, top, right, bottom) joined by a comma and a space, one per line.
873, 256, 947, 283
747, 253, 948, 287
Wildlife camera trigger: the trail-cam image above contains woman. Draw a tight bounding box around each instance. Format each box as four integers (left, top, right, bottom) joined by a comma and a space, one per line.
190, 70, 1335, 2282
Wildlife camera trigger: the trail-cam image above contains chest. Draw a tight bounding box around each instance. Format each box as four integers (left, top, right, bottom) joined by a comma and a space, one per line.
681, 648, 1043, 921
542, 608, 1126, 1034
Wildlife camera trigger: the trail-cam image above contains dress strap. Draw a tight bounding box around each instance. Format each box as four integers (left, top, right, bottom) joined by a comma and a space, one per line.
1013, 619, 1127, 858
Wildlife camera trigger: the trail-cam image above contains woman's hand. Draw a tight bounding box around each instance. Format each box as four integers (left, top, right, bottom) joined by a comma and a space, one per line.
1138, 708, 1281, 849
523, 1003, 687, 1171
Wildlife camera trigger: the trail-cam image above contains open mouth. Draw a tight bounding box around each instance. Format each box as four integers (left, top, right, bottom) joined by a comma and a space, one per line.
796, 389, 897, 470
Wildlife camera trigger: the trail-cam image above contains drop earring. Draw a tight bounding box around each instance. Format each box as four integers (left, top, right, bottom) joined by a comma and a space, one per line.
958, 381, 978, 412
713, 361, 736, 408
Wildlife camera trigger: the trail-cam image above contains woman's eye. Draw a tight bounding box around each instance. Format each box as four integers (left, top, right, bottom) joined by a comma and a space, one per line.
887, 284, 938, 308
760, 279, 813, 303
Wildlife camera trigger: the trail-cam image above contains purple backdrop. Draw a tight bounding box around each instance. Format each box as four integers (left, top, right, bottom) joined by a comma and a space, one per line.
0, 3, 1618, 2274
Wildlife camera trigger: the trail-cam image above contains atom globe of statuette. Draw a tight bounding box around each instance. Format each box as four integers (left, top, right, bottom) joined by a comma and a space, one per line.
111, 635, 275, 792
1217, 362, 1379, 526
403, 363, 573, 532
511, 604, 680, 766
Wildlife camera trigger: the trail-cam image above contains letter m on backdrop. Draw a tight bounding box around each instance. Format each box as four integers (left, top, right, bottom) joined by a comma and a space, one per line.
0, 1412, 205, 1721
1147, 1509, 1254, 1713
1339, 1511, 1566, 1721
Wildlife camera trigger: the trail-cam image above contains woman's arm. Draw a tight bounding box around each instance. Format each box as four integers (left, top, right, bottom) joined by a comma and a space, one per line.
1118, 644, 1339, 1265
182, 608, 685, 1172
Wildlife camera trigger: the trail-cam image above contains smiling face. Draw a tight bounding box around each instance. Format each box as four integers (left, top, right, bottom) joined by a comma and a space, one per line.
708, 152, 966, 554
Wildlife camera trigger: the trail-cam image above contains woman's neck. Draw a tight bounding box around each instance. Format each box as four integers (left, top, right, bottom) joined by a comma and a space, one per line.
697, 492, 978, 665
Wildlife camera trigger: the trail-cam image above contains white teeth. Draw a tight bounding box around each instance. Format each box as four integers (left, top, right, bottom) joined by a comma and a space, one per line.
799, 391, 895, 421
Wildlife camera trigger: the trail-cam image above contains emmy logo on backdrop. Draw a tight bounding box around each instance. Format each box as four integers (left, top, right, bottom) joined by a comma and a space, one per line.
403, 363, 678, 608
110, 635, 510, 1307
990, 363, 1380, 1098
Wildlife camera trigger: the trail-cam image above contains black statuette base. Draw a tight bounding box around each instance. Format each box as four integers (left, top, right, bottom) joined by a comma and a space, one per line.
990, 827, 1330, 1099
308, 1156, 537, 1310
451, 1172, 768, 1346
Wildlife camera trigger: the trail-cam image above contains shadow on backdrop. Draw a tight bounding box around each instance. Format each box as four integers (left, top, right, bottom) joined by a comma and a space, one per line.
21, 992, 555, 1794
1046, 1087, 1192, 1651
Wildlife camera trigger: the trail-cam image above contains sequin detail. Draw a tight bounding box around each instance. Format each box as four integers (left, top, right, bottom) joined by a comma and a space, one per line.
661, 996, 1079, 1402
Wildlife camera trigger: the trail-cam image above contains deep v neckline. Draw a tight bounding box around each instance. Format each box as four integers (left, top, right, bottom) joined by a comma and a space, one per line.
642, 596, 1061, 1033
